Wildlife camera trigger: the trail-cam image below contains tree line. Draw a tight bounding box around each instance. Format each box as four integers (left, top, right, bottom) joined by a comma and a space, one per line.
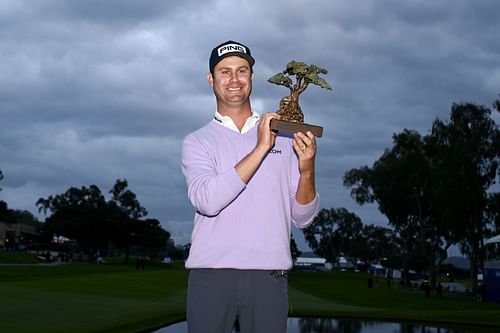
303, 98, 500, 293
0, 175, 185, 262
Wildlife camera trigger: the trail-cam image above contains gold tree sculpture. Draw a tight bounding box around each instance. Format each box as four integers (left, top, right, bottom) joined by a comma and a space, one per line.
267, 61, 332, 137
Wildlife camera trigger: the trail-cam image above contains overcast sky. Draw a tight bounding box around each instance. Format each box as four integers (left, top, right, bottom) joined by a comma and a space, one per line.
1, 0, 499, 251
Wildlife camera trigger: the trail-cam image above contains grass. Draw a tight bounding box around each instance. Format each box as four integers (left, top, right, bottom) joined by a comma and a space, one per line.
1, 252, 500, 333
0, 250, 40, 264
0, 261, 188, 333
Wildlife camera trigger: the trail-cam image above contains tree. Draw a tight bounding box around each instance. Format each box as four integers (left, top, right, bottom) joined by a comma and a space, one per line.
165, 239, 189, 261
290, 236, 302, 260
133, 218, 170, 259
302, 208, 336, 262
486, 192, 500, 233
5, 209, 39, 225
0, 169, 5, 219
37, 185, 111, 258
109, 179, 148, 263
344, 99, 500, 291
0, 200, 7, 220
109, 179, 147, 219
302, 207, 363, 263
344, 129, 450, 287
36, 180, 157, 263
333, 208, 364, 267
428, 101, 500, 291
358, 224, 399, 266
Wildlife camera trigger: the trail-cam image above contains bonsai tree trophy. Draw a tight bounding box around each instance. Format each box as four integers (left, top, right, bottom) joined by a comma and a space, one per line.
267, 60, 332, 138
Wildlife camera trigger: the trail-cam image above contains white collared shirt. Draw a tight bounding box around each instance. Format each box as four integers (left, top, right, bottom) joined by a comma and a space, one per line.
213, 110, 260, 134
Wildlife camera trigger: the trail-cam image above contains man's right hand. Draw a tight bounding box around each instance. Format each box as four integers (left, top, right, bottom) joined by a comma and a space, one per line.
256, 112, 281, 153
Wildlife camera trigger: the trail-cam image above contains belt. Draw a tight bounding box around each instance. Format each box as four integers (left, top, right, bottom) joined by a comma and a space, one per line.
270, 270, 288, 280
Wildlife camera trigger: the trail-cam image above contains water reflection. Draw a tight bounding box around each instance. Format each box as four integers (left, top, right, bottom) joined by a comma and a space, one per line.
154, 318, 480, 333
294, 318, 472, 333
298, 318, 361, 333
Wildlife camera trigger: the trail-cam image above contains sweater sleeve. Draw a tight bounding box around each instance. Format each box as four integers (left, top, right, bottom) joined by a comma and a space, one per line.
291, 193, 320, 228
181, 133, 246, 217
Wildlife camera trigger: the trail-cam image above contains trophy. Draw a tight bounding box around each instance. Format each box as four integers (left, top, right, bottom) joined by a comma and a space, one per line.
267, 60, 332, 138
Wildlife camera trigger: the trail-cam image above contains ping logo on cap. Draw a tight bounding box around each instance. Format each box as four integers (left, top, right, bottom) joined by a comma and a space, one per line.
217, 44, 247, 56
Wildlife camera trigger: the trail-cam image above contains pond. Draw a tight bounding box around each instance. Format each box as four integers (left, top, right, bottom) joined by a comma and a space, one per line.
152, 317, 486, 333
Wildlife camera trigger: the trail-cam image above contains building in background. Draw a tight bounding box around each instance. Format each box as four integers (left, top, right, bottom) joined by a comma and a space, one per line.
0, 220, 39, 250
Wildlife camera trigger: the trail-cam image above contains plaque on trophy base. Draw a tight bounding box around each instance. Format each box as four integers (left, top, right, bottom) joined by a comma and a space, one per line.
270, 119, 323, 138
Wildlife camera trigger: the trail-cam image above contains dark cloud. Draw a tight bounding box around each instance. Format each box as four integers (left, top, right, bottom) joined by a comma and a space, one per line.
1, 0, 499, 248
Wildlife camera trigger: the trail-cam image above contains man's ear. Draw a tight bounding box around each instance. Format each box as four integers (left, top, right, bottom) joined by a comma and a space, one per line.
207, 73, 214, 87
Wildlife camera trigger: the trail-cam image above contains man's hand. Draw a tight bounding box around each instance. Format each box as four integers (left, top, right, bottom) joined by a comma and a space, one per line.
293, 131, 317, 204
292, 131, 316, 175
256, 112, 281, 153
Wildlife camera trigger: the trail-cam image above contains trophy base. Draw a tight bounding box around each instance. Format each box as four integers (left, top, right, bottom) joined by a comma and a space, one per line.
270, 119, 323, 138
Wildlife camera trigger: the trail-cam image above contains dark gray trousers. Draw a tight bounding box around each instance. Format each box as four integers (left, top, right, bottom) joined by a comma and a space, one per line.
187, 269, 288, 333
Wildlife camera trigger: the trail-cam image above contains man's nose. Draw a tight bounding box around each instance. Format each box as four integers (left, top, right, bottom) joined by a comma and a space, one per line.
229, 72, 238, 81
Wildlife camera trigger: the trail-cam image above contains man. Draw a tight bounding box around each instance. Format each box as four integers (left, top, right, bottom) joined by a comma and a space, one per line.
181, 40, 319, 333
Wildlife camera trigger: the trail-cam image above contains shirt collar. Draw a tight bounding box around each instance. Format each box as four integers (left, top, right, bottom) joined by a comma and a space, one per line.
213, 110, 260, 134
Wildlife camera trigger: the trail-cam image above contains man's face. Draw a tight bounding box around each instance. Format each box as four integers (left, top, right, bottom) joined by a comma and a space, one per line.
208, 56, 253, 108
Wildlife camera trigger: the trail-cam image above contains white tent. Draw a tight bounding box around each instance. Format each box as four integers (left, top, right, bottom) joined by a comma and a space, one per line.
485, 234, 500, 245
295, 252, 327, 265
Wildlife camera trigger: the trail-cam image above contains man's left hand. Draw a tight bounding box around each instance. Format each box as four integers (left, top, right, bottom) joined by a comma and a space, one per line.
292, 131, 316, 174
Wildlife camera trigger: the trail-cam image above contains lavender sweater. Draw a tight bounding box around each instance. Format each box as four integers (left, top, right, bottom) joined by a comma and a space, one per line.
181, 120, 319, 270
